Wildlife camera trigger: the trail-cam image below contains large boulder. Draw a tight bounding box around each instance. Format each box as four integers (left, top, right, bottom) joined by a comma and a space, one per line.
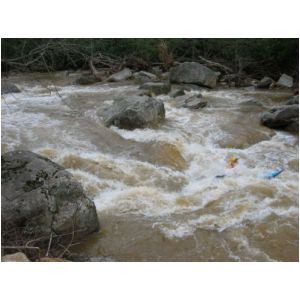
107, 68, 132, 82
170, 62, 218, 88
103, 96, 165, 130
139, 82, 171, 95
277, 74, 294, 88
261, 104, 299, 131
1, 82, 21, 94
1, 151, 99, 239
256, 76, 273, 89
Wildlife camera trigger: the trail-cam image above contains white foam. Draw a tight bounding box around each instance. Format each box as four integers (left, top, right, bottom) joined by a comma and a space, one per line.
2, 81, 298, 245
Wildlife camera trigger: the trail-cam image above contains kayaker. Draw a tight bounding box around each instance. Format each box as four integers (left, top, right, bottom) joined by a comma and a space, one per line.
226, 155, 239, 169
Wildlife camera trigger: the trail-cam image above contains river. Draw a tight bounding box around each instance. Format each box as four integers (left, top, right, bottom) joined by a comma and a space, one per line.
1, 72, 298, 261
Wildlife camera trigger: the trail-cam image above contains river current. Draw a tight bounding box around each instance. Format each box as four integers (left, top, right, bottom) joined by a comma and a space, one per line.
1, 72, 298, 261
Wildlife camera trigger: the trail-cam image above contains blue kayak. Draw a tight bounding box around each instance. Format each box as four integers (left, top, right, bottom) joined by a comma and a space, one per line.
262, 168, 284, 179
216, 168, 284, 179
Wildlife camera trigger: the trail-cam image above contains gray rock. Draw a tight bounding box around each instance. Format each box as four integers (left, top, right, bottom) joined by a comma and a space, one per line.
136, 71, 158, 81
182, 95, 207, 109
170, 62, 218, 88
277, 74, 294, 88
103, 96, 165, 130
169, 89, 186, 98
139, 82, 171, 95
107, 68, 132, 82
2, 252, 30, 262
256, 76, 273, 89
286, 95, 299, 105
174, 94, 206, 109
1, 151, 99, 238
133, 71, 158, 84
75, 75, 99, 85
1, 82, 21, 94
261, 104, 299, 131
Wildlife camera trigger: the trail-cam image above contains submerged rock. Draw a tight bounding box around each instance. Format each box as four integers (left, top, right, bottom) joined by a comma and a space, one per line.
1, 150, 99, 239
146, 142, 187, 171
1, 82, 21, 94
182, 95, 207, 109
240, 99, 264, 107
173, 94, 206, 109
139, 82, 171, 95
107, 68, 132, 82
277, 74, 294, 88
103, 96, 165, 130
170, 62, 218, 88
261, 104, 299, 132
239, 99, 265, 112
217, 123, 275, 149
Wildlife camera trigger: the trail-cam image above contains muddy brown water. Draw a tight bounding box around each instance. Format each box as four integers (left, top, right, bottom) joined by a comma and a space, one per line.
1, 72, 298, 261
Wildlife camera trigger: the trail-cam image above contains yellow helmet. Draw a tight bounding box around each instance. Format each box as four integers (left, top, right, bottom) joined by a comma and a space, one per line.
228, 156, 238, 164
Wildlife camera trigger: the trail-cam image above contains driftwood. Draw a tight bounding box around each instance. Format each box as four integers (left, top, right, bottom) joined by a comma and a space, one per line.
2, 41, 123, 73
2, 40, 154, 75
89, 58, 103, 80
1, 221, 86, 261
198, 55, 233, 74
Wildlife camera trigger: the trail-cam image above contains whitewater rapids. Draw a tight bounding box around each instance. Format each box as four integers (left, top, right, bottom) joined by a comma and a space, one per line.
1, 72, 298, 261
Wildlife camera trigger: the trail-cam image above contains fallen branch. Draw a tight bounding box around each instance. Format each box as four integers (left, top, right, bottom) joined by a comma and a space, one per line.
2, 245, 40, 252
45, 232, 53, 257
89, 58, 102, 81
198, 55, 233, 74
